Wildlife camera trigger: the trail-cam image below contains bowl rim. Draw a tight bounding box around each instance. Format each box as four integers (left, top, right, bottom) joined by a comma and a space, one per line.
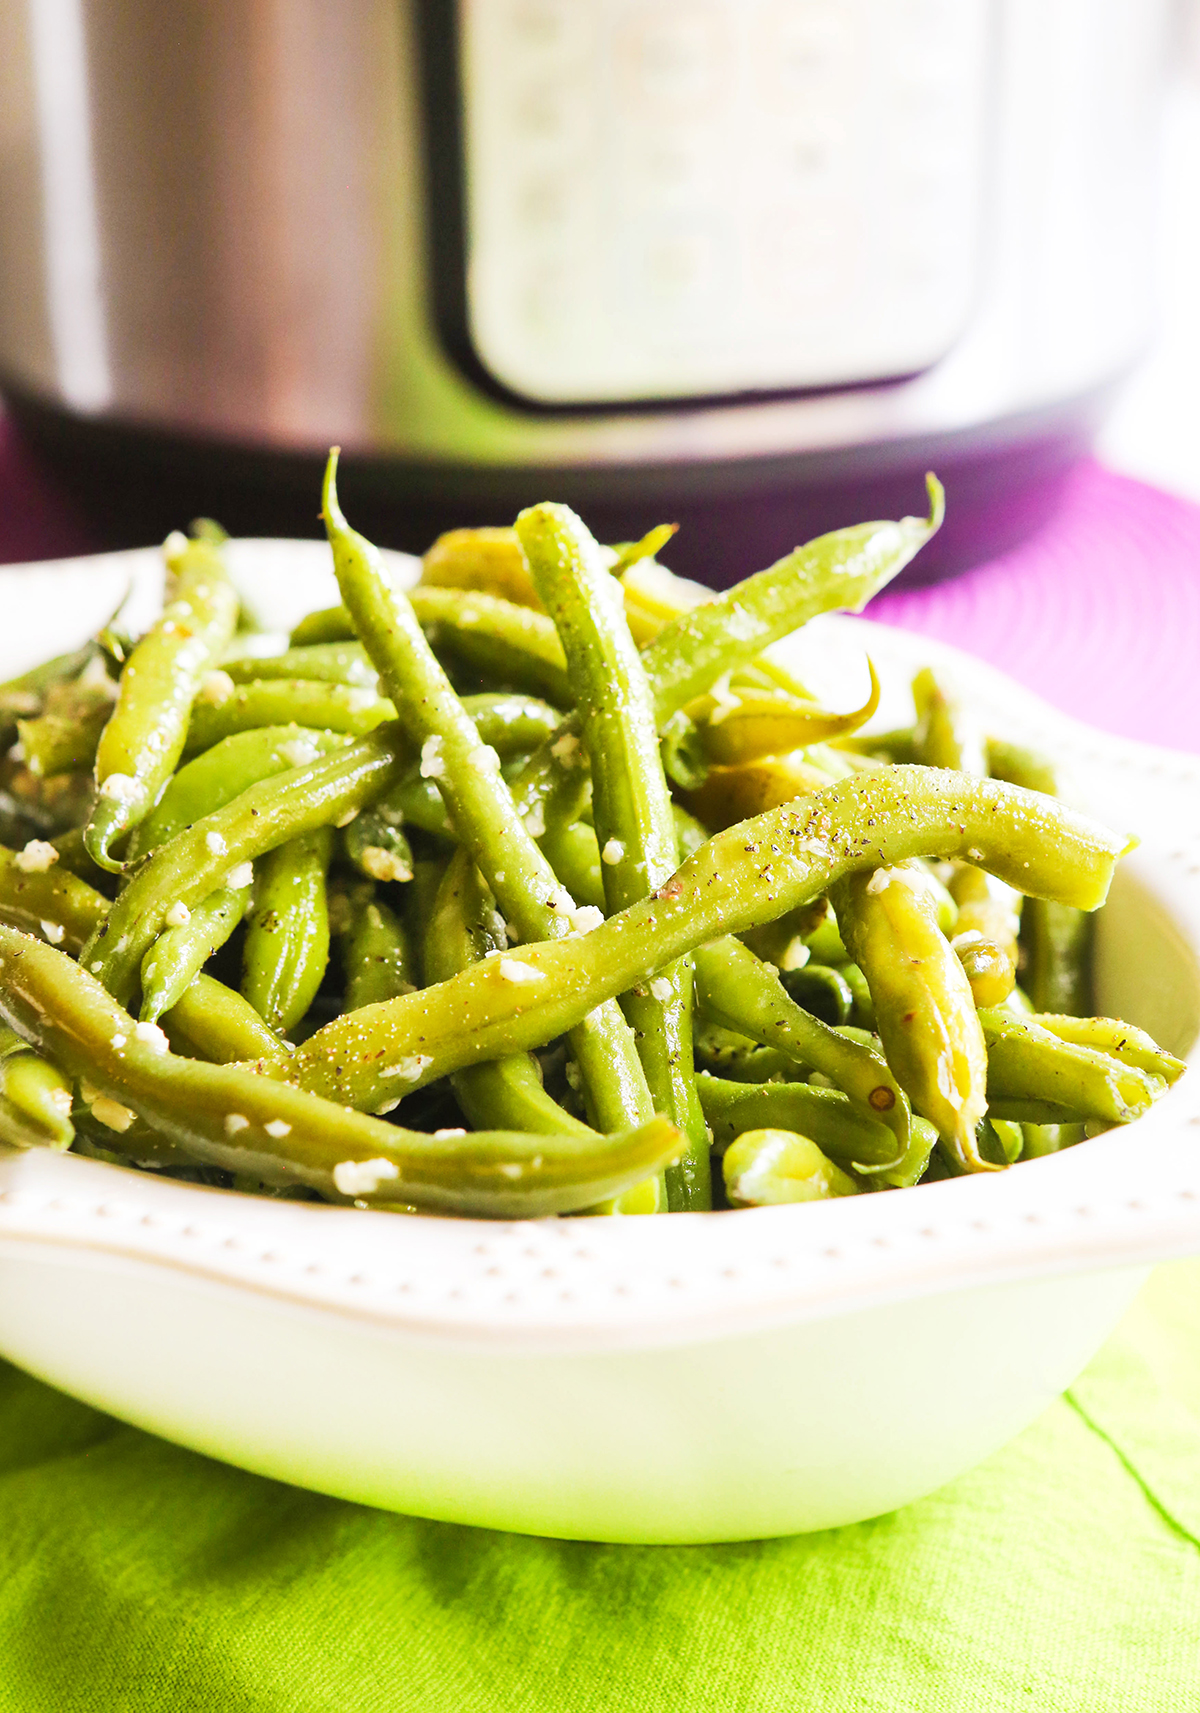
2, 540, 1200, 1356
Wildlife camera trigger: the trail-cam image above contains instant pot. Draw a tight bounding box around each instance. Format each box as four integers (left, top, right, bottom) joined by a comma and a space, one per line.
0, 0, 1170, 579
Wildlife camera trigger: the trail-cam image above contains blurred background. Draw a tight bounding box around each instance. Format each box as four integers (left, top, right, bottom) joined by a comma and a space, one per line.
0, 0, 1198, 587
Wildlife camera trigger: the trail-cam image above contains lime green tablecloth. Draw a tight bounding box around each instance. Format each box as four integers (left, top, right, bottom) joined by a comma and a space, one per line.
2, 1265, 1199, 1713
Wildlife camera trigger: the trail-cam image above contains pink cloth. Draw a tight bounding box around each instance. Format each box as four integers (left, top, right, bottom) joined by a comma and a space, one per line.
871, 460, 1200, 753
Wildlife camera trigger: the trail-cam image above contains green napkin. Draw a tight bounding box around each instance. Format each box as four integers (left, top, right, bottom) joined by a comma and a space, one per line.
3, 1263, 1199, 1713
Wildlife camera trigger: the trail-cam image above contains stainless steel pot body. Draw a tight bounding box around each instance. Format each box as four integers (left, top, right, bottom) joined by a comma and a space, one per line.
0, 0, 1171, 570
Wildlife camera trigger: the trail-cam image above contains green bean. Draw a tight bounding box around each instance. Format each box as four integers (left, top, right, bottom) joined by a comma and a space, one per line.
0, 926, 684, 1218
778, 961, 855, 1026
289, 590, 571, 703
1028, 1013, 1185, 1083
411, 587, 569, 704
421, 525, 541, 609
184, 680, 394, 753
425, 848, 600, 1144
985, 737, 1059, 798
342, 803, 413, 884
294, 767, 1128, 1114
242, 828, 334, 1034
540, 819, 606, 911
837, 727, 917, 765
911, 665, 986, 774
647, 478, 943, 718
162, 974, 292, 1067
131, 726, 351, 858
837, 960, 875, 1029
981, 737, 1091, 1016
140, 878, 253, 1022
723, 1129, 859, 1206
0, 643, 96, 731
0, 842, 110, 955
80, 726, 409, 1007
0, 1093, 63, 1150
1019, 1122, 1086, 1159
289, 605, 356, 647
49, 827, 118, 892
694, 1020, 797, 1083
503, 481, 944, 849
610, 522, 679, 580
85, 527, 239, 870
977, 1008, 1166, 1124
517, 500, 709, 1208
0, 845, 283, 1068
322, 450, 655, 1137
696, 1072, 924, 1172
0, 1036, 74, 1148
693, 665, 880, 768
694, 935, 911, 1164
1022, 897, 1092, 1016
682, 753, 835, 831
341, 894, 416, 1011
222, 642, 379, 688
17, 700, 110, 778
833, 865, 990, 1172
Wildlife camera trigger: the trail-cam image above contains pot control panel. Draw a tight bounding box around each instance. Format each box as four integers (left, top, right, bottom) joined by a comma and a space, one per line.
454, 0, 991, 405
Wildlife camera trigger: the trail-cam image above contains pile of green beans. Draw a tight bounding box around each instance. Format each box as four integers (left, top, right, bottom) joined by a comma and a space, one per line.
0, 457, 1184, 1219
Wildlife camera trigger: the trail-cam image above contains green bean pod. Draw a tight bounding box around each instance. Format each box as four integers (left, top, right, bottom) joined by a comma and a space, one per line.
289, 590, 571, 703
695, 934, 911, 1152
341, 894, 416, 1011
694, 664, 880, 768
696, 1072, 927, 1173
420, 525, 541, 608
131, 726, 352, 858
17, 701, 110, 778
161, 974, 292, 1068
322, 451, 655, 1138
647, 478, 944, 719
517, 499, 708, 1208
0, 643, 96, 733
723, 1129, 859, 1206
81, 726, 409, 1006
539, 819, 606, 911
86, 528, 240, 870
0, 846, 284, 1068
502, 479, 944, 854
0, 1036, 74, 1148
977, 1008, 1167, 1124
222, 642, 379, 688
140, 878, 253, 1022
294, 767, 1127, 1116
184, 680, 395, 754
0, 926, 684, 1218
1022, 897, 1092, 1016
425, 848, 602, 1146
693, 1021, 794, 1083
409, 586, 569, 705
985, 737, 1059, 798
833, 866, 990, 1171
1028, 1013, 1185, 1083
289, 605, 357, 647
242, 828, 334, 1035
0, 843, 110, 955
342, 804, 414, 884
911, 665, 987, 774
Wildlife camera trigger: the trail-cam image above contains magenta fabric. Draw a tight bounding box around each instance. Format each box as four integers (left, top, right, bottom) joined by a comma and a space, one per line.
871, 460, 1200, 753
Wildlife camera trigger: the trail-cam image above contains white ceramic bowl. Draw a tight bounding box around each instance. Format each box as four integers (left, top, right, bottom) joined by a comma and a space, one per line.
2, 541, 1200, 1545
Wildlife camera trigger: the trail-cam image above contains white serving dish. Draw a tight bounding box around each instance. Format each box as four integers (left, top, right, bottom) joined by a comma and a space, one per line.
2, 540, 1200, 1546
